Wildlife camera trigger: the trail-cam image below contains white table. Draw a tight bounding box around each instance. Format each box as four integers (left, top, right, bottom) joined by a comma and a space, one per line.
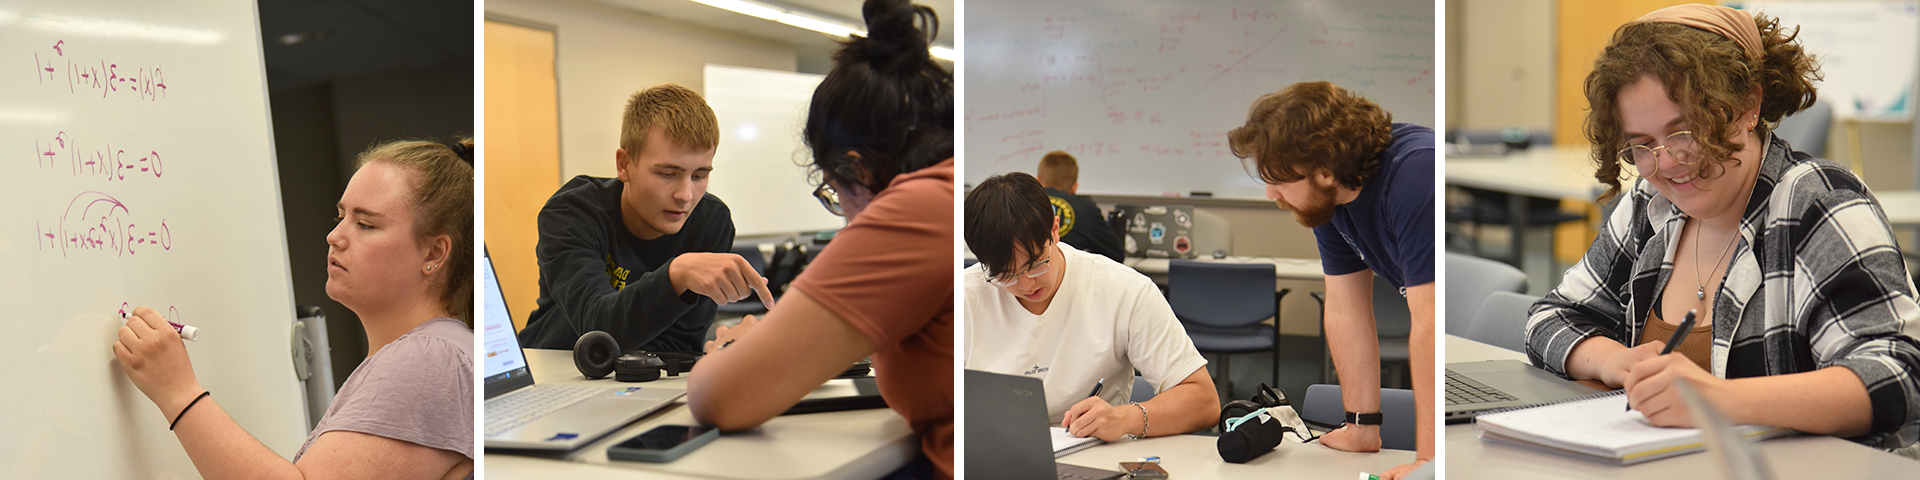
1058, 433, 1414, 479
484, 349, 918, 480
1445, 335, 1917, 478
1874, 189, 1920, 226
1446, 147, 1621, 276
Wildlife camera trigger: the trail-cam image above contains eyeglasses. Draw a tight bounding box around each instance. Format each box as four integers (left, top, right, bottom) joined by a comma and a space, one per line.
1617, 131, 1698, 166
986, 249, 1053, 287
814, 184, 844, 217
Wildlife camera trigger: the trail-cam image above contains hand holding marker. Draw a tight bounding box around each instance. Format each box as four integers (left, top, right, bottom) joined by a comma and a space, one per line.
124, 311, 199, 341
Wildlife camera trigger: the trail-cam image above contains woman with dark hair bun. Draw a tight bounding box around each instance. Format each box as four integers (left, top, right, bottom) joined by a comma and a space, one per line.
1527, 4, 1920, 452
687, 0, 954, 478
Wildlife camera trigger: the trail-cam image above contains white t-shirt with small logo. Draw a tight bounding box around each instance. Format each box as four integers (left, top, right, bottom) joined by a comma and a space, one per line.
964, 243, 1208, 423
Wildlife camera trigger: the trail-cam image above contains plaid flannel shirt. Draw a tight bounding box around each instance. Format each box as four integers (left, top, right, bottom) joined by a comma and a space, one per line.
1525, 134, 1920, 449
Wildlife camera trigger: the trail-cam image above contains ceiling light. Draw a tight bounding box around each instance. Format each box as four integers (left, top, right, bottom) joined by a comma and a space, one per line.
684, 0, 955, 62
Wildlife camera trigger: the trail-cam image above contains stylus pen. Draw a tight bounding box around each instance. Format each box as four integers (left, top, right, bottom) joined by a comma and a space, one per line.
1087, 379, 1104, 399
1628, 309, 1696, 411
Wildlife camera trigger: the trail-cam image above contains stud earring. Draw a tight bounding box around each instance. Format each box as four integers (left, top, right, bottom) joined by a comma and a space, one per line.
426, 264, 436, 272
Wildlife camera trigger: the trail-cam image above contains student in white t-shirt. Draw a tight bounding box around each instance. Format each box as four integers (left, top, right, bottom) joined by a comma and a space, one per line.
963, 172, 1220, 441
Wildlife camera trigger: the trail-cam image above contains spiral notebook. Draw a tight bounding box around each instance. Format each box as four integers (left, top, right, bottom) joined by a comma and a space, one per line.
1475, 390, 1791, 465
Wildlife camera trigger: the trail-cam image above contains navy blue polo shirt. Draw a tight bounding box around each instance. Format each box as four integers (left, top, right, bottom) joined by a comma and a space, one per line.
1314, 123, 1435, 290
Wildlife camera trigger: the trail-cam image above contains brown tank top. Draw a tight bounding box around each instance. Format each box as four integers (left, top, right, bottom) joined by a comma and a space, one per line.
1639, 309, 1713, 372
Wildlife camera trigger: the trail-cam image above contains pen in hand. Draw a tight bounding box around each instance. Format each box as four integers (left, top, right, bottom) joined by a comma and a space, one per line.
1628, 308, 1695, 411
1087, 378, 1105, 399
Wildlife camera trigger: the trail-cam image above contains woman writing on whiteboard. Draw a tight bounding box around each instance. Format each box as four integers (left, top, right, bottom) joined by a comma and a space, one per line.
1526, 4, 1920, 451
685, 0, 953, 478
114, 139, 475, 479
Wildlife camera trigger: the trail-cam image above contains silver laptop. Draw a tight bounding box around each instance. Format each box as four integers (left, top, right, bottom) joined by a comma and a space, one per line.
481, 246, 684, 450
1445, 359, 1601, 424
964, 370, 1125, 480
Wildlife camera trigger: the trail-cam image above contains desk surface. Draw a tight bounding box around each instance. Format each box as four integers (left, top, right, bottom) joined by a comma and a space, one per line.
1444, 335, 1916, 478
1059, 433, 1413, 479
1446, 146, 1620, 201
1122, 256, 1324, 281
484, 349, 917, 480
1875, 189, 1920, 226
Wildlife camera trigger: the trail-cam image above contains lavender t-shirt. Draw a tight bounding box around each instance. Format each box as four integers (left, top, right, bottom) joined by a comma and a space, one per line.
294, 317, 473, 465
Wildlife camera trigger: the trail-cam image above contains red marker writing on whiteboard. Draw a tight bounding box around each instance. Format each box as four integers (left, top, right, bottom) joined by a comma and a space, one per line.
123, 311, 198, 341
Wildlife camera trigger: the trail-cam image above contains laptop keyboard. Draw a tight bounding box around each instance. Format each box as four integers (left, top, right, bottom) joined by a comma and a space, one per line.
1446, 369, 1519, 406
485, 383, 607, 436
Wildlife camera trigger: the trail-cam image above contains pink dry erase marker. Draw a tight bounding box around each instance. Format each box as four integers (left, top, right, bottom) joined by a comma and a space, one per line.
122, 312, 199, 341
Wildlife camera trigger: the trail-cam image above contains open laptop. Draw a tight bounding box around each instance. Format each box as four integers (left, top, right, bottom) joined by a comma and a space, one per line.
1445, 359, 1602, 424
482, 246, 685, 450
1112, 204, 1196, 259
965, 370, 1125, 480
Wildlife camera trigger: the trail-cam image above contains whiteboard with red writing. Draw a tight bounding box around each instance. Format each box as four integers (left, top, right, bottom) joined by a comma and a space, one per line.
0, 0, 307, 477
965, 0, 1435, 200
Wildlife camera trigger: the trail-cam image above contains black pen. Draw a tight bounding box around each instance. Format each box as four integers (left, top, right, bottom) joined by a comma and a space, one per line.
1629, 309, 1697, 411
1087, 379, 1105, 399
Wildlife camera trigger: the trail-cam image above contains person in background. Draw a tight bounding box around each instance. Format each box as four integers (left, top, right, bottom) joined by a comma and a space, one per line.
116, 139, 475, 479
1036, 150, 1125, 262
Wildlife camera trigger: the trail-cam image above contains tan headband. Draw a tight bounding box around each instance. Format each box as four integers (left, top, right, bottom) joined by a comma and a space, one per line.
1636, 4, 1763, 60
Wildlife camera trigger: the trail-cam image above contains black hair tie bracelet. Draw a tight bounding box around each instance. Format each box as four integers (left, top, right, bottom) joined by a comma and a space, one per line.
171, 391, 211, 431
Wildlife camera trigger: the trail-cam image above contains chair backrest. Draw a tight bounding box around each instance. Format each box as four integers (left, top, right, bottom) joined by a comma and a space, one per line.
1167, 260, 1276, 328
1444, 253, 1528, 335
1129, 375, 1156, 403
1190, 208, 1233, 256
1373, 274, 1412, 338
1774, 99, 1832, 157
1465, 291, 1542, 353
1301, 384, 1417, 451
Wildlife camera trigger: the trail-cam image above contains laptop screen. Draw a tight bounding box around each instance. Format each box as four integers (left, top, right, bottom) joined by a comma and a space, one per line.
482, 246, 534, 398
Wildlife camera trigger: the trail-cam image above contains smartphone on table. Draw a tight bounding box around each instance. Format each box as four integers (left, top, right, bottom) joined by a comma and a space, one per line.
606, 425, 719, 462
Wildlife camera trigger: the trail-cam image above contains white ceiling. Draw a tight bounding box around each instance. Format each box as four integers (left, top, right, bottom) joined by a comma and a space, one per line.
585, 0, 954, 72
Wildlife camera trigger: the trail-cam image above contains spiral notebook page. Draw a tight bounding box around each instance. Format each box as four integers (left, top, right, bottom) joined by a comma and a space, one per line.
1476, 392, 1788, 464
1050, 427, 1103, 457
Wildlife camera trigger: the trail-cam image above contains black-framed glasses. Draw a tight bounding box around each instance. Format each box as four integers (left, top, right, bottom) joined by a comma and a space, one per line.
814, 184, 844, 217
985, 246, 1053, 287
1617, 131, 1698, 166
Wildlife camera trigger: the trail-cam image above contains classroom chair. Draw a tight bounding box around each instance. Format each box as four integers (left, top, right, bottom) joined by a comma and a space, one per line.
1300, 384, 1417, 451
1446, 187, 1586, 267
1167, 260, 1288, 400
716, 244, 771, 317
1774, 99, 1832, 158
1129, 375, 1156, 403
1444, 252, 1529, 336
1464, 291, 1542, 353
1372, 274, 1414, 390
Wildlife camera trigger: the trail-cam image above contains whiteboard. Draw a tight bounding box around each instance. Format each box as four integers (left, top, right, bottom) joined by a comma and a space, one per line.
1735, 2, 1919, 121
704, 64, 846, 236
0, 0, 308, 478
964, 0, 1436, 200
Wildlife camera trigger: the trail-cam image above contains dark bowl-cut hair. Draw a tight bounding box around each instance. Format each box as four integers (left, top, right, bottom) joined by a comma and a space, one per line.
1228, 81, 1393, 190
802, 0, 954, 197
1584, 13, 1820, 202
964, 172, 1055, 278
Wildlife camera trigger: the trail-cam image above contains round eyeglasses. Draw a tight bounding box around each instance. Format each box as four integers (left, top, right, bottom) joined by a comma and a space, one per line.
1617, 130, 1698, 166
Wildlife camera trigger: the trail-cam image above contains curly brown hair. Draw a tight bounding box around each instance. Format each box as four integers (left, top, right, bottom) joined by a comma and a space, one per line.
1229, 81, 1393, 190
1584, 13, 1820, 202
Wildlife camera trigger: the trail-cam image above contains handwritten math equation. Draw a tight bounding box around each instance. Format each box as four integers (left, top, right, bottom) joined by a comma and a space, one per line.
31, 40, 168, 101
37, 191, 172, 257
33, 131, 165, 181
